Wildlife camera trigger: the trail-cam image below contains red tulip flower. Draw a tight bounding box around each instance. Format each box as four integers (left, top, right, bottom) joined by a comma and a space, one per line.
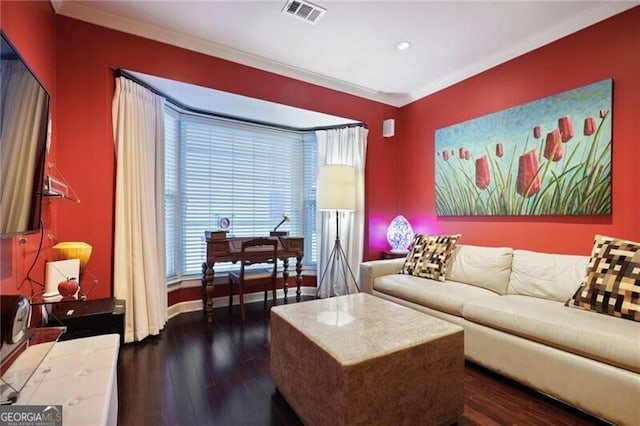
584, 117, 596, 136
533, 126, 541, 139
517, 149, 541, 198
599, 109, 608, 119
543, 129, 563, 162
464, 150, 470, 161
442, 150, 449, 161
475, 155, 491, 190
496, 143, 504, 158
459, 147, 465, 158
558, 116, 574, 142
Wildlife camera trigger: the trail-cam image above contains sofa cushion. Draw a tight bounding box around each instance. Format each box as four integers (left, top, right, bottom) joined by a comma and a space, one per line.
374, 274, 498, 317
462, 295, 640, 374
399, 234, 460, 281
445, 245, 513, 295
507, 249, 588, 302
567, 234, 640, 322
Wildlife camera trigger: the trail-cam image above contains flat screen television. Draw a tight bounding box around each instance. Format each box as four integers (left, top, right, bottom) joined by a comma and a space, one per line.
0, 32, 50, 238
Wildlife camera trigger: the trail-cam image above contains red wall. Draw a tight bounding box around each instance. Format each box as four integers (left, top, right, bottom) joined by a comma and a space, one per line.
398, 7, 640, 255
4, 2, 638, 304
0, 1, 58, 295
54, 17, 398, 298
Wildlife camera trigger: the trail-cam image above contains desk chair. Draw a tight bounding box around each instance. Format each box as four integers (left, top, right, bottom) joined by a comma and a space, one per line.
228, 238, 278, 322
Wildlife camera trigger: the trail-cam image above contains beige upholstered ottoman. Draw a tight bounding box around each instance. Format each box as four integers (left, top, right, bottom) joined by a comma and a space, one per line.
270, 293, 464, 425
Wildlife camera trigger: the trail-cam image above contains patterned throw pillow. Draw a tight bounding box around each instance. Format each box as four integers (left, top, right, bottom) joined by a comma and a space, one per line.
566, 234, 640, 322
400, 234, 461, 281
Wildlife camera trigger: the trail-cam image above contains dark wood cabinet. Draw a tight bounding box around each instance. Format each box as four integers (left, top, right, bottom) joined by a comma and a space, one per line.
46, 298, 125, 344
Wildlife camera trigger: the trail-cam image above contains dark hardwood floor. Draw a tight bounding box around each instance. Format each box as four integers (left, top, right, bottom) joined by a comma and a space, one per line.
117, 298, 606, 426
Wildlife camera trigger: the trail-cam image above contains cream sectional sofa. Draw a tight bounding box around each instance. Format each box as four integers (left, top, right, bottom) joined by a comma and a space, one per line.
360, 245, 640, 426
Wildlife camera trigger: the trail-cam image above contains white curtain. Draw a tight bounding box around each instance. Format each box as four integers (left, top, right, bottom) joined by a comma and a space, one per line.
316, 126, 368, 298
0, 60, 48, 233
112, 77, 167, 343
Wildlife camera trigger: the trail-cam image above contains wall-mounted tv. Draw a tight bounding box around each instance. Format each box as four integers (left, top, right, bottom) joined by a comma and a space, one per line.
0, 32, 50, 238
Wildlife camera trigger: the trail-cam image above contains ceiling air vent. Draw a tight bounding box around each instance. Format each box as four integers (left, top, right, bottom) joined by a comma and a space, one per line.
281, 0, 326, 24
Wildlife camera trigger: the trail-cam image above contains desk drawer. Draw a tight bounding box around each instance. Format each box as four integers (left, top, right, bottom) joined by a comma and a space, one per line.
282, 237, 303, 251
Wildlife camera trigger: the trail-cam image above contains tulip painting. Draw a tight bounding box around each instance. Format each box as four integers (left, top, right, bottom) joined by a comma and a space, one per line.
543, 129, 563, 162
584, 117, 596, 136
434, 79, 611, 216
475, 156, 491, 190
533, 126, 541, 139
517, 150, 541, 197
558, 115, 574, 142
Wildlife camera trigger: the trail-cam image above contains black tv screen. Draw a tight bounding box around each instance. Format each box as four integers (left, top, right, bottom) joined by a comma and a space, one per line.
0, 32, 50, 238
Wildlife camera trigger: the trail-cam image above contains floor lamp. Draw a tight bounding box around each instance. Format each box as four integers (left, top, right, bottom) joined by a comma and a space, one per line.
316, 164, 360, 297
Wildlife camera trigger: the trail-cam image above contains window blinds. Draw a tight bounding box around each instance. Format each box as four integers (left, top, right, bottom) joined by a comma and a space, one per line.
164, 107, 317, 278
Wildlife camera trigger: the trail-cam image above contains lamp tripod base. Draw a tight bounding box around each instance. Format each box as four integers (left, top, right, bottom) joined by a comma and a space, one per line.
317, 236, 360, 298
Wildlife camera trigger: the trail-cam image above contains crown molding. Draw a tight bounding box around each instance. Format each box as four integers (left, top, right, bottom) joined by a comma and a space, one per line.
403, 2, 638, 106
52, 1, 404, 107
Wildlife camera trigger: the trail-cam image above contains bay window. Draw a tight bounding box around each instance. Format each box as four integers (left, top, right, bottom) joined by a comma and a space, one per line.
164, 106, 317, 279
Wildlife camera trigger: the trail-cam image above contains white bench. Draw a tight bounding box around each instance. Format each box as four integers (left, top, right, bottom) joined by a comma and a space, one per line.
15, 334, 120, 426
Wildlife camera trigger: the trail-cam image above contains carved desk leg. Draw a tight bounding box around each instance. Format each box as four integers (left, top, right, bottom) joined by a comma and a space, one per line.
201, 262, 215, 323
201, 262, 207, 306
282, 258, 290, 304
296, 255, 303, 302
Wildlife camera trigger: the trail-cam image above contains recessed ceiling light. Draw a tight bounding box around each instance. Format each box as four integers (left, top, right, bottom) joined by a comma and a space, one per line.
396, 41, 411, 51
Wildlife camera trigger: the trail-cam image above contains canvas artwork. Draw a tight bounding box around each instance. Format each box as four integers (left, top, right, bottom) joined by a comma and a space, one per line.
435, 79, 612, 216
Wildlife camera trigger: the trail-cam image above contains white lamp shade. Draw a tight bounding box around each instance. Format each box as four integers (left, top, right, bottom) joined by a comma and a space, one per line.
317, 164, 356, 211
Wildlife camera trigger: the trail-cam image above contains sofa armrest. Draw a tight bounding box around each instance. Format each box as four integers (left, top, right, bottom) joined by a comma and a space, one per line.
359, 258, 405, 294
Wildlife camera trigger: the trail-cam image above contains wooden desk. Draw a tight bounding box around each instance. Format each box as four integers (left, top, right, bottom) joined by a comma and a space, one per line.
201, 235, 304, 322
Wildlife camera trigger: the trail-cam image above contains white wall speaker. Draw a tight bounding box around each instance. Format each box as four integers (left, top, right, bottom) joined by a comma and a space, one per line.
383, 119, 395, 138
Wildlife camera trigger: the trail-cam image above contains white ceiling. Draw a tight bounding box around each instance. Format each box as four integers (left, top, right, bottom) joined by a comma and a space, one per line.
53, 1, 637, 107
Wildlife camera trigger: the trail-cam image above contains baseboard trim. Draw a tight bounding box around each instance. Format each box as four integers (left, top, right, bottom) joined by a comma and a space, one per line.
167, 299, 203, 319
167, 286, 317, 320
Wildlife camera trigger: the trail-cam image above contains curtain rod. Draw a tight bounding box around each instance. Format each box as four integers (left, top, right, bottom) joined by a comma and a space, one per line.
113, 69, 367, 133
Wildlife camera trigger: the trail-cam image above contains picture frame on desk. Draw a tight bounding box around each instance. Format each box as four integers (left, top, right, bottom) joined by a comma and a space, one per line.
218, 216, 230, 230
